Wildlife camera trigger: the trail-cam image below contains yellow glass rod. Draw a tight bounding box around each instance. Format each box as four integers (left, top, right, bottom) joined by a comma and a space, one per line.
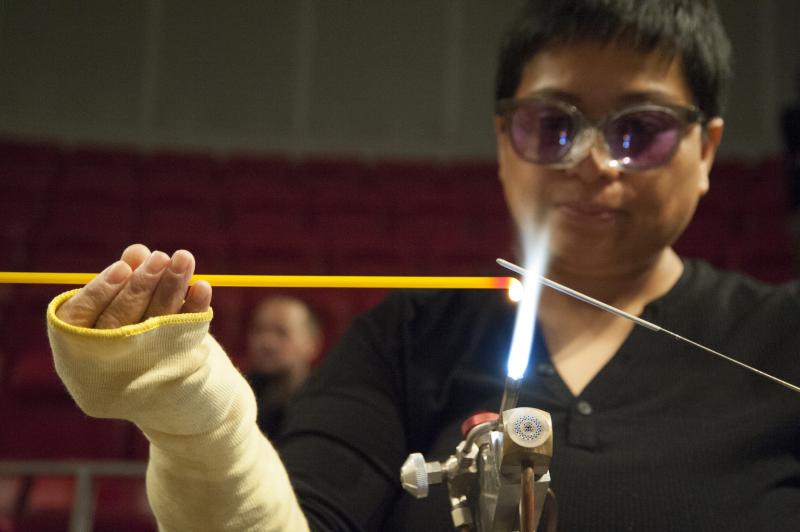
0, 272, 514, 290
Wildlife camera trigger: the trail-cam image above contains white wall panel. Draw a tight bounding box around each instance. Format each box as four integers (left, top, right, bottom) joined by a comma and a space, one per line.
0, 0, 796, 160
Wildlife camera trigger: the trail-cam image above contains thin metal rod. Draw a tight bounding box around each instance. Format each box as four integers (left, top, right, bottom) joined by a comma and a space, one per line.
497, 259, 659, 331
497, 258, 800, 394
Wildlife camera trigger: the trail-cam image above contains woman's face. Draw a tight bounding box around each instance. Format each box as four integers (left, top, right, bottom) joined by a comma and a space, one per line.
495, 41, 723, 276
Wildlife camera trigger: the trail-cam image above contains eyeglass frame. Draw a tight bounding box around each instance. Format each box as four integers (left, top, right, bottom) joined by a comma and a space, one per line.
494, 96, 707, 171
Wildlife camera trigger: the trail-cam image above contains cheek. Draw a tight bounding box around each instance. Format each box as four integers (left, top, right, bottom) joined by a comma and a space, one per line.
498, 152, 553, 228
635, 147, 706, 239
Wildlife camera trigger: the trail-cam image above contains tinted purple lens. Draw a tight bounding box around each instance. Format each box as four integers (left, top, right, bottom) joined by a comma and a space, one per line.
510, 102, 575, 164
605, 110, 680, 168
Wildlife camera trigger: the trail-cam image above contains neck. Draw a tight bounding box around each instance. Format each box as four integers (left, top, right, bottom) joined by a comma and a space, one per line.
543, 248, 684, 312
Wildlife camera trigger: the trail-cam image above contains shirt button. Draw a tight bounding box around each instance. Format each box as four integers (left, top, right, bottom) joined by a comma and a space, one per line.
535, 362, 556, 376
576, 400, 593, 416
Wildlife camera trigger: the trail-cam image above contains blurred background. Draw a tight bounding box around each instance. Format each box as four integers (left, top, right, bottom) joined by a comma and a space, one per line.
0, 1, 798, 530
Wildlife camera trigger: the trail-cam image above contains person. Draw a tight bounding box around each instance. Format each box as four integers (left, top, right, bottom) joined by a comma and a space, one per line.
244, 295, 322, 437
45, 1, 800, 530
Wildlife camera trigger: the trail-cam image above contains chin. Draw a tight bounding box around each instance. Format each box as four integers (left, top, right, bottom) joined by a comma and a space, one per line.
549, 236, 635, 274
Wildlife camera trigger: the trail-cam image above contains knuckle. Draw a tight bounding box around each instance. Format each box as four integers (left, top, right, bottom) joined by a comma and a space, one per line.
126, 271, 161, 299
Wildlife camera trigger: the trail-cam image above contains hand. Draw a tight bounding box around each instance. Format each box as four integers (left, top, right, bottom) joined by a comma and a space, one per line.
56, 244, 212, 329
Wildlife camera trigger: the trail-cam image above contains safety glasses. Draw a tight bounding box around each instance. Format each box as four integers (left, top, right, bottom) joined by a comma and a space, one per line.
495, 97, 705, 170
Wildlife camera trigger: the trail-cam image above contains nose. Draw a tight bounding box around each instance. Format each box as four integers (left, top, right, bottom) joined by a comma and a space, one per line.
565, 129, 621, 183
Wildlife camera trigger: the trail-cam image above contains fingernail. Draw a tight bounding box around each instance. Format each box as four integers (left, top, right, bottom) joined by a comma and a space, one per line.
105, 261, 131, 285
169, 251, 191, 275
146, 251, 170, 273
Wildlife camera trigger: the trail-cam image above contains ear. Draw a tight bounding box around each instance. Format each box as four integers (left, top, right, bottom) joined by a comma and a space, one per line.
698, 117, 724, 196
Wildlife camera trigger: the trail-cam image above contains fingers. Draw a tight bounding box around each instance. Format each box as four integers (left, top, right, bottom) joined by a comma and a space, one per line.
55, 260, 134, 327
142, 250, 196, 319
54, 245, 212, 330
94, 251, 172, 329
182, 280, 212, 314
121, 243, 151, 270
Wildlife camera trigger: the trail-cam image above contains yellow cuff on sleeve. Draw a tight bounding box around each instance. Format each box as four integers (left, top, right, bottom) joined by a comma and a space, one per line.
47, 288, 214, 338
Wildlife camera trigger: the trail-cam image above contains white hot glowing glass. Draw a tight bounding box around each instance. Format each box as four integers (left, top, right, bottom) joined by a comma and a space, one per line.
507, 278, 524, 303
506, 234, 549, 381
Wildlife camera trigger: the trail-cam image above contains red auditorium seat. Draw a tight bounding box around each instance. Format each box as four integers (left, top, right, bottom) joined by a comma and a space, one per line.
140, 151, 222, 215
228, 210, 323, 275
139, 206, 230, 272
140, 152, 218, 198
0, 284, 133, 462
441, 160, 506, 216
30, 201, 138, 272
0, 191, 44, 246
93, 477, 155, 532
223, 155, 304, 212
315, 212, 413, 275
0, 141, 60, 271
737, 214, 796, 282
11, 476, 73, 532
394, 212, 474, 273
205, 287, 248, 364
745, 168, 791, 215
7, 354, 68, 404
376, 161, 453, 217
57, 148, 140, 205
702, 159, 751, 217
0, 227, 30, 272
139, 154, 225, 260
0, 285, 63, 389
0, 476, 24, 530
0, 400, 130, 460
0, 141, 60, 194
297, 158, 367, 188
225, 154, 295, 181
674, 213, 735, 268
349, 288, 391, 317
372, 159, 445, 188
301, 159, 388, 218
754, 157, 788, 185
125, 426, 151, 461
9, 476, 155, 532
740, 249, 795, 283
326, 245, 415, 276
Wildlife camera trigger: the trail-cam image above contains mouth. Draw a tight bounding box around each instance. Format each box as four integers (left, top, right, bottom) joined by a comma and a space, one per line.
556, 201, 620, 224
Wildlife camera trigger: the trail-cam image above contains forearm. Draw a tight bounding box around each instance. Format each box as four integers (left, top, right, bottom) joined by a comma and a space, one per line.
147, 430, 305, 531
47, 290, 308, 532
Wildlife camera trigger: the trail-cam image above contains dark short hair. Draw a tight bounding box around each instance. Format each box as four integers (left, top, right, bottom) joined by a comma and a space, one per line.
495, 0, 732, 118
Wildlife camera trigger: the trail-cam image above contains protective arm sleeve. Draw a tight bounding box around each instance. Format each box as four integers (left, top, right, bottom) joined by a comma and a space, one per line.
46, 290, 309, 532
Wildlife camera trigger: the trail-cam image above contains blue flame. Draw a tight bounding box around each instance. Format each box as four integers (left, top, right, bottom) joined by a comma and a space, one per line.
506, 229, 549, 380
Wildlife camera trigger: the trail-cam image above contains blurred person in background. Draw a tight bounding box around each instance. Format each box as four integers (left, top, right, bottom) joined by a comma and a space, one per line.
245, 295, 322, 437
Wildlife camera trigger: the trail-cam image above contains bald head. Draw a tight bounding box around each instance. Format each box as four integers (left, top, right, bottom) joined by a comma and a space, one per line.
246, 296, 322, 382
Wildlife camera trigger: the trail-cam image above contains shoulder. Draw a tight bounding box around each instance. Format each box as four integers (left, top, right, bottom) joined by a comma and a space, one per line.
670, 259, 800, 348
681, 259, 800, 311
